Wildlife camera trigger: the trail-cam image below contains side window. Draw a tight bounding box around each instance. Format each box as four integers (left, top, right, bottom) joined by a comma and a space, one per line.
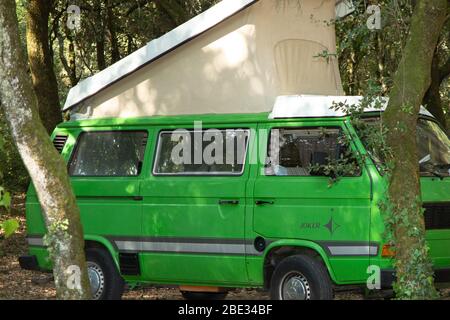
153, 129, 249, 176
265, 127, 359, 177
69, 131, 148, 177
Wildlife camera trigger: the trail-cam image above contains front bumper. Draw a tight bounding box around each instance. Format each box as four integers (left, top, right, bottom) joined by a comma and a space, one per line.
381, 268, 450, 288
18, 255, 40, 271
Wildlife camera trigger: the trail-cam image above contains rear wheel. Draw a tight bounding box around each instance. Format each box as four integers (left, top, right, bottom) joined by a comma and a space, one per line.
86, 248, 124, 300
181, 291, 228, 300
270, 255, 333, 300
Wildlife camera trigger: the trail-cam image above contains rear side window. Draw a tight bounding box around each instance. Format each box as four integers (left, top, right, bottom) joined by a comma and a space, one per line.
153, 129, 249, 176
265, 127, 358, 176
69, 131, 148, 177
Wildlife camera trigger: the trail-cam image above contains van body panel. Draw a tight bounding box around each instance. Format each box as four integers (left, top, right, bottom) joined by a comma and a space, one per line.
23, 114, 450, 291
253, 121, 372, 282
66, 128, 148, 265
138, 123, 256, 284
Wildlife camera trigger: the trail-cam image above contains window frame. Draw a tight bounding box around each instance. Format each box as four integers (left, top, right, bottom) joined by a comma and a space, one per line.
68, 130, 149, 178
264, 125, 363, 178
152, 128, 251, 177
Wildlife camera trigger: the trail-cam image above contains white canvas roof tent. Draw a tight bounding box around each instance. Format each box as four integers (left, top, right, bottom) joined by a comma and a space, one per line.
65, 0, 355, 120
270, 95, 435, 119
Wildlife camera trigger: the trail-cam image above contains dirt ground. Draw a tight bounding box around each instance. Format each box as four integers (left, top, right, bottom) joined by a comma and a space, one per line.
1, 195, 448, 300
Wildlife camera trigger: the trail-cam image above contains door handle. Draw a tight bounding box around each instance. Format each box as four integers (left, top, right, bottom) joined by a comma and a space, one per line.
255, 200, 275, 206
219, 200, 240, 205
133, 196, 144, 201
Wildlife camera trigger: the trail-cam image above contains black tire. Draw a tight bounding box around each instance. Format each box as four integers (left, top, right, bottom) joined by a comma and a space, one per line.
270, 255, 333, 300
181, 291, 228, 300
85, 248, 124, 300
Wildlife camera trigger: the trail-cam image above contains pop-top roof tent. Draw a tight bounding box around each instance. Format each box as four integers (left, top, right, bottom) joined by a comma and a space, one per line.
65, 0, 356, 120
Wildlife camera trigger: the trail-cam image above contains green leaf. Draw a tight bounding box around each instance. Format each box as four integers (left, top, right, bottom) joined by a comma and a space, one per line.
1, 219, 19, 238
0, 187, 11, 210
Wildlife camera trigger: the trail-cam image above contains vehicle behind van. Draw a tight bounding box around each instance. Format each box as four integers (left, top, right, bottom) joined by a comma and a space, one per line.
20, 96, 450, 300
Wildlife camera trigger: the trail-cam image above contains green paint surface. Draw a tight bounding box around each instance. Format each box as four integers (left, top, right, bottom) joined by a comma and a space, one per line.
26, 113, 450, 288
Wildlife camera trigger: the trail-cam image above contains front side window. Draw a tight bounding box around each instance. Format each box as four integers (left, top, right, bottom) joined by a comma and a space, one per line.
360, 117, 450, 177
265, 127, 359, 176
69, 131, 148, 177
154, 129, 249, 175
417, 119, 450, 177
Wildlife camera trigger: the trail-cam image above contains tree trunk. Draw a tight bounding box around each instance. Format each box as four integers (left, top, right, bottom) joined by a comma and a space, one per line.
376, 32, 388, 94
26, 0, 62, 134
95, 33, 106, 71
66, 29, 78, 86
94, 2, 106, 71
423, 52, 447, 130
0, 0, 91, 300
57, 30, 78, 87
106, 0, 120, 64
382, 0, 447, 299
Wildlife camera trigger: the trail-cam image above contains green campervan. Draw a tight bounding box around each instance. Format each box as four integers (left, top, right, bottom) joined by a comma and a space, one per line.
19, 95, 450, 300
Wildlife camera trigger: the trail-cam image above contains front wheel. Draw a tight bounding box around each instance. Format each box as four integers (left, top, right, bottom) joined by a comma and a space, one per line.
270, 255, 333, 300
86, 248, 125, 300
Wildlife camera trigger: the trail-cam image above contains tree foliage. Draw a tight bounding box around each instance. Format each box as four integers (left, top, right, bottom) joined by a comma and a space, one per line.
336, 0, 450, 131
46, 0, 219, 97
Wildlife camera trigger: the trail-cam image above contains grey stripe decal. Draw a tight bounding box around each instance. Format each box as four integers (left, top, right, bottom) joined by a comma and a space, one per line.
318, 241, 379, 257
26, 235, 378, 257
27, 237, 45, 247
25, 235, 261, 255
328, 245, 378, 256
114, 240, 262, 256
108, 236, 250, 245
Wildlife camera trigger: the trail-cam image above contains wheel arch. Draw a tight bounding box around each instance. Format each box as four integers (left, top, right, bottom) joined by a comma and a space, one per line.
84, 235, 120, 269
262, 240, 336, 289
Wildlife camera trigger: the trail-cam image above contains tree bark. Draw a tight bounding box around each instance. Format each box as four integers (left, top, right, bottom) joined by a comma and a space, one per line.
94, 2, 106, 71
382, 0, 447, 299
57, 31, 78, 87
423, 51, 447, 130
26, 0, 62, 134
106, 0, 120, 64
376, 32, 388, 94
0, 0, 91, 300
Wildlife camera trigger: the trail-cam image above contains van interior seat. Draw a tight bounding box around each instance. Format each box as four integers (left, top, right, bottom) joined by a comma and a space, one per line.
311, 151, 329, 166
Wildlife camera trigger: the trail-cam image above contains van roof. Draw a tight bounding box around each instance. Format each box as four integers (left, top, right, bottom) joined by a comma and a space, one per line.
59, 95, 435, 129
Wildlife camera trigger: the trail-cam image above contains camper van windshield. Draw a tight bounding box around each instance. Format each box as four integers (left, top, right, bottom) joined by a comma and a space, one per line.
360, 118, 450, 177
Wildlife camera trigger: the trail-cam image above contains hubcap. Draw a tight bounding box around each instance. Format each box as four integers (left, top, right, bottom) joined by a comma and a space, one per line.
280, 272, 311, 300
88, 262, 105, 300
